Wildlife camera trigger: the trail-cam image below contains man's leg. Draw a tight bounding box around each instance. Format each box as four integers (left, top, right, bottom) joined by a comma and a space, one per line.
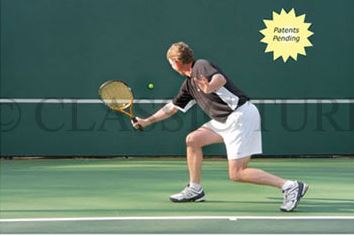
169, 127, 223, 202
228, 156, 286, 188
228, 156, 309, 212
185, 127, 223, 184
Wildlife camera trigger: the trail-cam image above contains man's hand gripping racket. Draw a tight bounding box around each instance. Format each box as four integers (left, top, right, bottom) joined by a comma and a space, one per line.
98, 80, 143, 131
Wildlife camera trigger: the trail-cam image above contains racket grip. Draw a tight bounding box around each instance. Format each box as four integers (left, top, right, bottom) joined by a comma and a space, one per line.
131, 117, 143, 131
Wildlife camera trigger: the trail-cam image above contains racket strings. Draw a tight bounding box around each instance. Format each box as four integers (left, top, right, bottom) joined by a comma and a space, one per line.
100, 82, 133, 110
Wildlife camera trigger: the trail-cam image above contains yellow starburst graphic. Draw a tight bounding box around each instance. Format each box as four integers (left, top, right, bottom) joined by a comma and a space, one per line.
260, 8, 314, 62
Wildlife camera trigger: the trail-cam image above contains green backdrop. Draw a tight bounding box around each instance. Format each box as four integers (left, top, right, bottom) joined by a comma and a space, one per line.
1, 0, 353, 156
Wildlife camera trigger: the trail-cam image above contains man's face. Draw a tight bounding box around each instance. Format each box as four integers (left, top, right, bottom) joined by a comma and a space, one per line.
168, 59, 184, 75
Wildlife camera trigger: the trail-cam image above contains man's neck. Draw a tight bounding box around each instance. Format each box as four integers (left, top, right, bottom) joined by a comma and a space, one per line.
182, 62, 193, 77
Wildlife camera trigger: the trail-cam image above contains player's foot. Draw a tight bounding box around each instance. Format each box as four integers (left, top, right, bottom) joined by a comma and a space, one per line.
169, 185, 206, 202
280, 181, 309, 212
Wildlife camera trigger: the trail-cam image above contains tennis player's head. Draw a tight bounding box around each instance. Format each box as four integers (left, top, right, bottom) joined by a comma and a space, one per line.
167, 42, 194, 76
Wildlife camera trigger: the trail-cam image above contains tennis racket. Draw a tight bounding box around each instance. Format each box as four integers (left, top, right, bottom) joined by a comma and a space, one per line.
98, 80, 143, 131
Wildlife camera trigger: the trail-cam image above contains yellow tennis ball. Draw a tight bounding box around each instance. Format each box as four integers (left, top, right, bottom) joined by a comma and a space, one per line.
148, 83, 154, 89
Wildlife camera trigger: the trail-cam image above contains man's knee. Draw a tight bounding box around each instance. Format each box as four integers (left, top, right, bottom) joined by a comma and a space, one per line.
229, 170, 244, 182
186, 132, 202, 148
228, 157, 250, 182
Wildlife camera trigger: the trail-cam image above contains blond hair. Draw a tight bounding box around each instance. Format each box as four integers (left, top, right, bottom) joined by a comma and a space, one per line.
166, 42, 194, 64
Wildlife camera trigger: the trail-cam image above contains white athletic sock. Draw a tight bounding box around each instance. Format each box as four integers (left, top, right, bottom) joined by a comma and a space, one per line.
189, 182, 202, 191
282, 180, 296, 191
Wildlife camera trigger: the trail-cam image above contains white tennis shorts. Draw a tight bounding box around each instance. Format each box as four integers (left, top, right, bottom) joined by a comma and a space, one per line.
202, 102, 262, 160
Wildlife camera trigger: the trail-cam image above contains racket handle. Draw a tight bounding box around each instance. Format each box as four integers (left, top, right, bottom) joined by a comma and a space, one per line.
131, 117, 143, 131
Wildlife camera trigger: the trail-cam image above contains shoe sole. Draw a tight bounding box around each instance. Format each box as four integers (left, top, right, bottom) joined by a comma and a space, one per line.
301, 183, 309, 197
280, 182, 309, 212
169, 194, 206, 203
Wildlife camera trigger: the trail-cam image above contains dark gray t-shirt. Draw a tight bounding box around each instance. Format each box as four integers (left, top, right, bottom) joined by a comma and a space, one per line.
172, 59, 249, 123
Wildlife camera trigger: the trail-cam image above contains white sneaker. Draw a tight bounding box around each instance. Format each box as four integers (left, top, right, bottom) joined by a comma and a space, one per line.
280, 181, 309, 212
169, 185, 206, 202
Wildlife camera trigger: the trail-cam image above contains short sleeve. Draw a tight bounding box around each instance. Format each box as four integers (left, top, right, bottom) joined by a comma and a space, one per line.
172, 80, 196, 113
194, 60, 219, 81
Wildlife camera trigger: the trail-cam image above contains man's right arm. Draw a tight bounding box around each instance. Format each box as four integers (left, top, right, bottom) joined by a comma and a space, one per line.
132, 102, 178, 129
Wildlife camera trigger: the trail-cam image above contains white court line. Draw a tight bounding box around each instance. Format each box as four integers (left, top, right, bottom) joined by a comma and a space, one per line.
1, 98, 354, 104
1, 216, 354, 223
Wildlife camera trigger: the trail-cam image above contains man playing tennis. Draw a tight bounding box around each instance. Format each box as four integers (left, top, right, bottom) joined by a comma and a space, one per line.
132, 42, 308, 212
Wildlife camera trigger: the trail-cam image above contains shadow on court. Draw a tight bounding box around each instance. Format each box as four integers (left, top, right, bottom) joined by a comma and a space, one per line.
268, 197, 354, 213
2, 198, 354, 215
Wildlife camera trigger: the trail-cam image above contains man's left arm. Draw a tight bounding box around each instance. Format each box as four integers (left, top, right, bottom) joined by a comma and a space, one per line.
194, 74, 227, 94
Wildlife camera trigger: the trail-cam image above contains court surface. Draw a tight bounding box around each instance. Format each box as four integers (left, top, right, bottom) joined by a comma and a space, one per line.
0, 157, 354, 233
